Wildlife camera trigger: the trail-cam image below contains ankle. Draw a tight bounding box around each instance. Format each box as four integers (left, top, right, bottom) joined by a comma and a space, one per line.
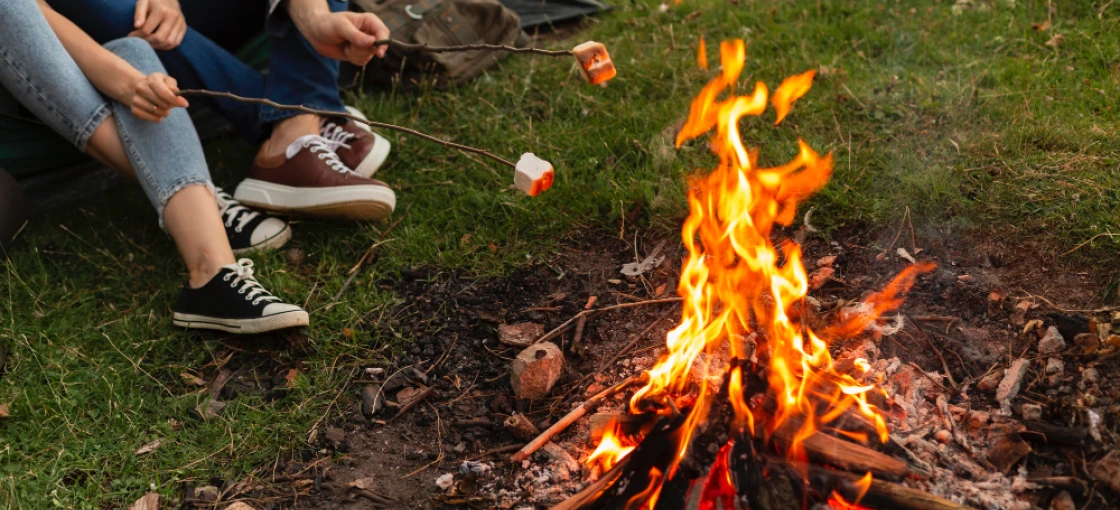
188, 257, 235, 289
265, 115, 321, 157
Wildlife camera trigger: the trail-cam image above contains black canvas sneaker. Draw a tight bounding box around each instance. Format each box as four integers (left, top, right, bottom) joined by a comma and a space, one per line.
215, 188, 292, 255
173, 259, 309, 334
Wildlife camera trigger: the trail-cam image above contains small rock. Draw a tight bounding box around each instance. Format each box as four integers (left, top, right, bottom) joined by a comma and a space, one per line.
1049, 491, 1075, 510
285, 247, 305, 265
435, 473, 454, 490
1020, 403, 1043, 421
459, 461, 492, 476
1091, 450, 1120, 494
1074, 332, 1098, 351
324, 427, 345, 443
225, 504, 259, 510
934, 429, 952, 444
1083, 367, 1101, 385
510, 342, 564, 400
986, 434, 1032, 473
397, 386, 424, 405
128, 493, 159, 510
1038, 326, 1066, 354
504, 413, 539, 441
195, 486, 219, 503
978, 369, 1005, 392
361, 385, 384, 417
996, 359, 1030, 415
540, 442, 580, 474
1045, 358, 1064, 375
498, 323, 545, 348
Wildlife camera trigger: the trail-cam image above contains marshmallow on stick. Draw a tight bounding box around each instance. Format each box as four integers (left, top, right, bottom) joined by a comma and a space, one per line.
515, 153, 554, 196
572, 41, 616, 85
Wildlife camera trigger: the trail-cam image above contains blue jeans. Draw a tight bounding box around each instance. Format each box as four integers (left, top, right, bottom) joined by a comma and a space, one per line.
49, 0, 350, 145
0, 0, 212, 227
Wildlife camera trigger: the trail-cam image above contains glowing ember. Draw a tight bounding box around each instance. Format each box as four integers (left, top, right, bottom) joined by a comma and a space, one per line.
582, 38, 933, 506
586, 420, 636, 472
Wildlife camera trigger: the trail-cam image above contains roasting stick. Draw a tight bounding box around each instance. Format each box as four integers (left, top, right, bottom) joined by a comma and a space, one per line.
374, 39, 572, 57
372, 40, 617, 86
511, 374, 643, 462
177, 90, 556, 196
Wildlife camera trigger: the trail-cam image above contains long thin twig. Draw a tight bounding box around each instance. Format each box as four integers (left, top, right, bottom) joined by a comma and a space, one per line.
178, 89, 515, 169
511, 375, 642, 462
375, 39, 572, 57
536, 297, 683, 345
331, 215, 406, 302
388, 385, 435, 423
597, 308, 676, 372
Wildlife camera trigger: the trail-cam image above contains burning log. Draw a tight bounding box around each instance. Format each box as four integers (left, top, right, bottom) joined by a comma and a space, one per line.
773, 428, 911, 479
798, 459, 973, 510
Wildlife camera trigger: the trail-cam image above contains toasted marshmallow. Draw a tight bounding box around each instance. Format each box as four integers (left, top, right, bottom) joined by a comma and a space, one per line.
573, 41, 616, 85
514, 153, 554, 197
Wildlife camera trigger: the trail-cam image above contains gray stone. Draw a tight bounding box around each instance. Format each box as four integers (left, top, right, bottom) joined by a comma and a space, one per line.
1083, 367, 1101, 385
195, 485, 219, 503
510, 342, 564, 400
1020, 403, 1043, 421
361, 385, 383, 417
499, 323, 545, 348
1038, 326, 1066, 354
1045, 358, 1064, 375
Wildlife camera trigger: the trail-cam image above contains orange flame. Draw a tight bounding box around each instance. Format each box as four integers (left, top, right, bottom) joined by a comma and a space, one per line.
698, 37, 708, 71
589, 39, 932, 505
828, 472, 873, 509
586, 421, 636, 472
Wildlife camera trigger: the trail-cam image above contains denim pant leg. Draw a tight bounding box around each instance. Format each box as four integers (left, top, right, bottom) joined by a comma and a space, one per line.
48, 0, 271, 143
261, 0, 350, 125
104, 38, 215, 227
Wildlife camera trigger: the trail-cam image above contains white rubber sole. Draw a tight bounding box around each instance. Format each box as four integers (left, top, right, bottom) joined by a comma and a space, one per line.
353, 134, 391, 178
345, 106, 373, 133
233, 180, 395, 221
173, 310, 309, 334
232, 223, 292, 256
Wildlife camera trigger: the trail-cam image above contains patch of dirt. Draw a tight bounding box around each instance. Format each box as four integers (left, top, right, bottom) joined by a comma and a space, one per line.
204, 226, 1120, 509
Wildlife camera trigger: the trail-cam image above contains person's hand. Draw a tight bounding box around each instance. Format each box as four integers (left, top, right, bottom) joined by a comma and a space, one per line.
128, 0, 187, 51
129, 73, 189, 122
299, 11, 390, 66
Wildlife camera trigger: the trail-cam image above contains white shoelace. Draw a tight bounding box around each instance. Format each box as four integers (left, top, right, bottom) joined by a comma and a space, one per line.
320, 122, 355, 152
222, 259, 281, 306
287, 134, 356, 175
215, 188, 260, 234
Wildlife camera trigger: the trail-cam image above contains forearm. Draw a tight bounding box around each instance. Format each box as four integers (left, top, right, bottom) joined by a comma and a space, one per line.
37, 1, 144, 104
285, 0, 330, 35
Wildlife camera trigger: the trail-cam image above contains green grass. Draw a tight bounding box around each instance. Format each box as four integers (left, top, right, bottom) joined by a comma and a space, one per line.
2, 0, 1119, 506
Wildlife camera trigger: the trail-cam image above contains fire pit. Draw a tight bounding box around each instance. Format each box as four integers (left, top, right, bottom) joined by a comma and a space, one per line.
548, 39, 944, 510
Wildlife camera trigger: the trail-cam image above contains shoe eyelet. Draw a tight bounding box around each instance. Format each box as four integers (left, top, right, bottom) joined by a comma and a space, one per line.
235, 227, 243, 233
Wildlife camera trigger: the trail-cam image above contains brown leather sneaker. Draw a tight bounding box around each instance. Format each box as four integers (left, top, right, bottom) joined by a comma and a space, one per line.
321, 118, 391, 178
233, 135, 396, 221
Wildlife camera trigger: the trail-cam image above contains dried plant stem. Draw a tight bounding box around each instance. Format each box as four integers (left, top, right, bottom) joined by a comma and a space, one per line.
375, 39, 573, 57
177, 89, 515, 169
535, 297, 683, 345
511, 375, 641, 463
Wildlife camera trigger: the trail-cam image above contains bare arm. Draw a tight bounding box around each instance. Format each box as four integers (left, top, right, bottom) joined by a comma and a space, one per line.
286, 0, 390, 64
35, 0, 187, 121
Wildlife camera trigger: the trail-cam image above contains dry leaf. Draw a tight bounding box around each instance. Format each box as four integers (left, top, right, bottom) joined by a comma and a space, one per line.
348, 477, 375, 490
0, 403, 9, 418
654, 283, 667, 297
284, 368, 300, 387
1045, 34, 1065, 47
134, 439, 163, 455
1032, 20, 1051, 31
180, 371, 206, 387
127, 492, 159, 510
342, 327, 355, 338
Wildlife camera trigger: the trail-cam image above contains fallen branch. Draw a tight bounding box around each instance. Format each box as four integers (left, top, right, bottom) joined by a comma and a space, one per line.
536, 297, 683, 345
177, 90, 515, 169
375, 39, 572, 57
350, 487, 394, 506
387, 385, 435, 423
511, 375, 642, 462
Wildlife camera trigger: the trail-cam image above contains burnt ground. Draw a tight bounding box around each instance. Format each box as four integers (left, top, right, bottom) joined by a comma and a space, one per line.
190, 225, 1120, 510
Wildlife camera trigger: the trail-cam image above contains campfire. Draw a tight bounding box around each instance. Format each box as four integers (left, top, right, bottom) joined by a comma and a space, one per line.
552, 39, 943, 509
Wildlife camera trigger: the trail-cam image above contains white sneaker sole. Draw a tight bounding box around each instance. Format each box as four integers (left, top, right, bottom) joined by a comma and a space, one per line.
232, 223, 293, 256
345, 106, 373, 133
233, 180, 396, 221
173, 310, 309, 334
353, 133, 391, 178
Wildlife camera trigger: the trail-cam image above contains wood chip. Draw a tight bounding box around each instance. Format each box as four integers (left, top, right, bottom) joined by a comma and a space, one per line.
127, 492, 159, 510
134, 439, 163, 455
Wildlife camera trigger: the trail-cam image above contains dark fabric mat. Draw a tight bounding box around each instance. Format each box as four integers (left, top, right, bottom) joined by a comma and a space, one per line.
500, 0, 608, 29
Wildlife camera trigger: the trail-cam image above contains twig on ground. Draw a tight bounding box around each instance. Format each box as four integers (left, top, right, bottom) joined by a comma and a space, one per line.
511, 374, 642, 462
464, 443, 525, 462
331, 215, 405, 302
350, 488, 393, 506
905, 319, 958, 390
388, 385, 435, 423
598, 308, 676, 372
536, 297, 683, 345
306, 366, 358, 443
375, 39, 572, 57
178, 90, 516, 169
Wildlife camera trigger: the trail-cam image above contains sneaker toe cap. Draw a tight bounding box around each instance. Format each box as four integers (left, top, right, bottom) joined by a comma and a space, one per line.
263, 302, 306, 316
251, 218, 291, 246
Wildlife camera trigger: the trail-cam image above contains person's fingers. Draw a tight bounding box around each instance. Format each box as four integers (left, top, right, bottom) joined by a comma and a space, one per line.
137, 6, 162, 37
158, 75, 189, 108
149, 75, 180, 108
170, 18, 187, 48
150, 16, 177, 50
338, 13, 376, 48
134, 0, 149, 29
132, 97, 164, 122
354, 13, 390, 58
137, 79, 175, 111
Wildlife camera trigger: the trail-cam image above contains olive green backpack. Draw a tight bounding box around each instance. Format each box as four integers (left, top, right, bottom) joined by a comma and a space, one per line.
348, 0, 528, 87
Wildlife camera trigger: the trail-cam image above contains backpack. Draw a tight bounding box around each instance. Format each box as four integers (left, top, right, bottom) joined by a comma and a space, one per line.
346, 0, 528, 88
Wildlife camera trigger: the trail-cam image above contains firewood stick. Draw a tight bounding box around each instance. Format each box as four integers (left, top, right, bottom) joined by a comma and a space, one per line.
536, 297, 683, 345
793, 459, 974, 510
177, 90, 516, 169
511, 375, 641, 462
373, 39, 573, 57
773, 429, 910, 479
548, 455, 632, 510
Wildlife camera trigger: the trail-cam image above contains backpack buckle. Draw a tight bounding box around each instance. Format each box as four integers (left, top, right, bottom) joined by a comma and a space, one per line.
404, 4, 424, 20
